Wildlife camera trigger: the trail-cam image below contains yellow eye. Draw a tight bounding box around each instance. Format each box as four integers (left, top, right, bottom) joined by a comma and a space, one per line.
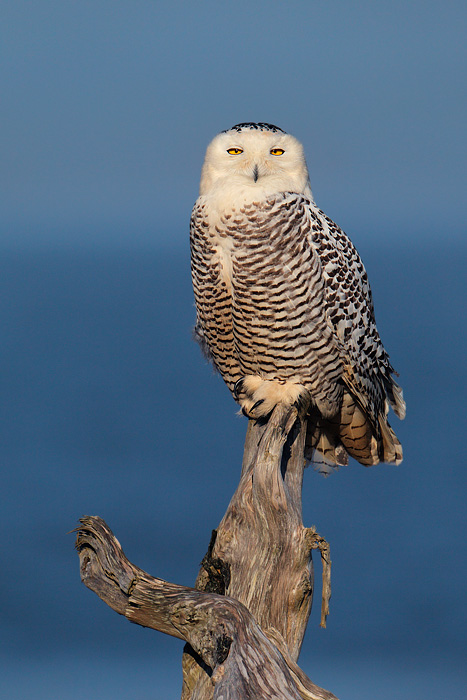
226, 148, 243, 155
270, 148, 285, 156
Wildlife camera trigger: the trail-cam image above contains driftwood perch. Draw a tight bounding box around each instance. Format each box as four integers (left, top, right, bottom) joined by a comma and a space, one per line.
75, 402, 336, 699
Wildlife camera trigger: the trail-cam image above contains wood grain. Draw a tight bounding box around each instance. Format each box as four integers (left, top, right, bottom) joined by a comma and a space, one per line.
75, 402, 336, 699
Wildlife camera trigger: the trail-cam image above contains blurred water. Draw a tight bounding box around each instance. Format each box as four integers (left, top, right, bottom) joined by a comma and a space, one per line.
1, 242, 465, 698
2, 652, 467, 700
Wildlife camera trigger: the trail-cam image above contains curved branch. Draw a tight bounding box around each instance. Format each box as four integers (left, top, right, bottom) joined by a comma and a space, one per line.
75, 516, 337, 700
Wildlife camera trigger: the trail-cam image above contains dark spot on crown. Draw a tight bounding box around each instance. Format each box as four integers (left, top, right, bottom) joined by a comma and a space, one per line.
222, 122, 286, 134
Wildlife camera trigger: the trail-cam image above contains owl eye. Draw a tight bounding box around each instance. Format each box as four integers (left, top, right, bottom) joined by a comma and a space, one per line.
270, 148, 285, 156
226, 148, 243, 155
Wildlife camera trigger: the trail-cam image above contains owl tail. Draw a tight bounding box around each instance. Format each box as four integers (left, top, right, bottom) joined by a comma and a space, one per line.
305, 392, 403, 472
338, 392, 381, 466
338, 391, 403, 466
305, 410, 348, 476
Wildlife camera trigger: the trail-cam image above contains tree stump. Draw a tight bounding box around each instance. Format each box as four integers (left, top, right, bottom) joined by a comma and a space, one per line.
75, 402, 336, 699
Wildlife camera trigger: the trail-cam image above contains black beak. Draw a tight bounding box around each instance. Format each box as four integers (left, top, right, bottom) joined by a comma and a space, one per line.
253, 164, 259, 182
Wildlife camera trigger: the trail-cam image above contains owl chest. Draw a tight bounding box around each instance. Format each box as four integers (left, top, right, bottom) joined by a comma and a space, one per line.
198, 219, 286, 299
209, 235, 234, 295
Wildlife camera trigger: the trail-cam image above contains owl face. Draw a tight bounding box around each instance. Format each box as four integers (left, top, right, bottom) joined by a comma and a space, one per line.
199, 124, 312, 202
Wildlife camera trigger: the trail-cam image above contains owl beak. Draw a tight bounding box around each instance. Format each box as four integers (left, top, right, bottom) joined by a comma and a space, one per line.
252, 164, 259, 182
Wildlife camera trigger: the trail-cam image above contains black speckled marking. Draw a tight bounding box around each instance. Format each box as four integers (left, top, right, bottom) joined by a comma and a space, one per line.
222, 122, 286, 134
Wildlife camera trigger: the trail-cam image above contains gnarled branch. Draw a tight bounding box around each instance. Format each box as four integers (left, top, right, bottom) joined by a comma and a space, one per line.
76, 516, 335, 700
75, 402, 336, 699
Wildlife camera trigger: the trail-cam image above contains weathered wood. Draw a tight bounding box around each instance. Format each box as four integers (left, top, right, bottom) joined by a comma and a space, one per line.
182, 402, 333, 699
194, 405, 318, 649
76, 516, 336, 700
75, 401, 336, 699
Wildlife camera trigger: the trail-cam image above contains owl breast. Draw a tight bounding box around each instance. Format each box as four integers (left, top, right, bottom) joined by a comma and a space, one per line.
190, 191, 344, 418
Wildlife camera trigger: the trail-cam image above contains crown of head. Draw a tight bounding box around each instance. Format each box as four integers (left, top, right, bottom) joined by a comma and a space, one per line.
222, 122, 286, 134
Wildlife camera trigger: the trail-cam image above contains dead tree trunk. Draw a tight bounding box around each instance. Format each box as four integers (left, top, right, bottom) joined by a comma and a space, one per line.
75, 402, 336, 700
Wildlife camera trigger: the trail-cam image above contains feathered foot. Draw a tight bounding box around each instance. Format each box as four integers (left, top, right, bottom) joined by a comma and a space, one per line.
234, 375, 309, 419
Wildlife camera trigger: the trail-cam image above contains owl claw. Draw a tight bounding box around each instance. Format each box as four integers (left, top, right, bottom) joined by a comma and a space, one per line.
233, 378, 244, 400
294, 393, 311, 415
242, 399, 266, 419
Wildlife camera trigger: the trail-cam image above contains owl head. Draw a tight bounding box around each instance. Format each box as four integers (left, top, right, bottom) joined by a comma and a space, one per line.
199, 123, 313, 202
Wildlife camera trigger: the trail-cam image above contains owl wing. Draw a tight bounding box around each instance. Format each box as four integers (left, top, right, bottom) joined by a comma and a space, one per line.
302, 200, 405, 467
307, 203, 405, 423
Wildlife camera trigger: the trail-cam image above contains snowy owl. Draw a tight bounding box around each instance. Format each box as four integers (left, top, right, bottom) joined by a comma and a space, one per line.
190, 122, 405, 469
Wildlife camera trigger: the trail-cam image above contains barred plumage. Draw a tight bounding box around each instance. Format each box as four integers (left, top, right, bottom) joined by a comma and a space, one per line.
191, 123, 405, 471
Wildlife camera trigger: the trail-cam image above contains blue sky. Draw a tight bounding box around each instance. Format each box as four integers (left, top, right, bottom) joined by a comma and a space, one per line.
2, 0, 466, 245
1, 2, 466, 699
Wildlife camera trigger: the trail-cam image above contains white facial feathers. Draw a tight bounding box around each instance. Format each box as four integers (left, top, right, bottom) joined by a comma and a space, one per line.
199, 127, 313, 203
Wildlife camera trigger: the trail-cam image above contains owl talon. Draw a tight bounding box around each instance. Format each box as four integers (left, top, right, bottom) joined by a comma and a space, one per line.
233, 378, 245, 400
294, 392, 311, 415
244, 398, 266, 418
241, 399, 267, 419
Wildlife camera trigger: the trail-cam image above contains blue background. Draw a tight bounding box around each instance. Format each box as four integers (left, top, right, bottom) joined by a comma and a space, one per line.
1, 2, 466, 698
